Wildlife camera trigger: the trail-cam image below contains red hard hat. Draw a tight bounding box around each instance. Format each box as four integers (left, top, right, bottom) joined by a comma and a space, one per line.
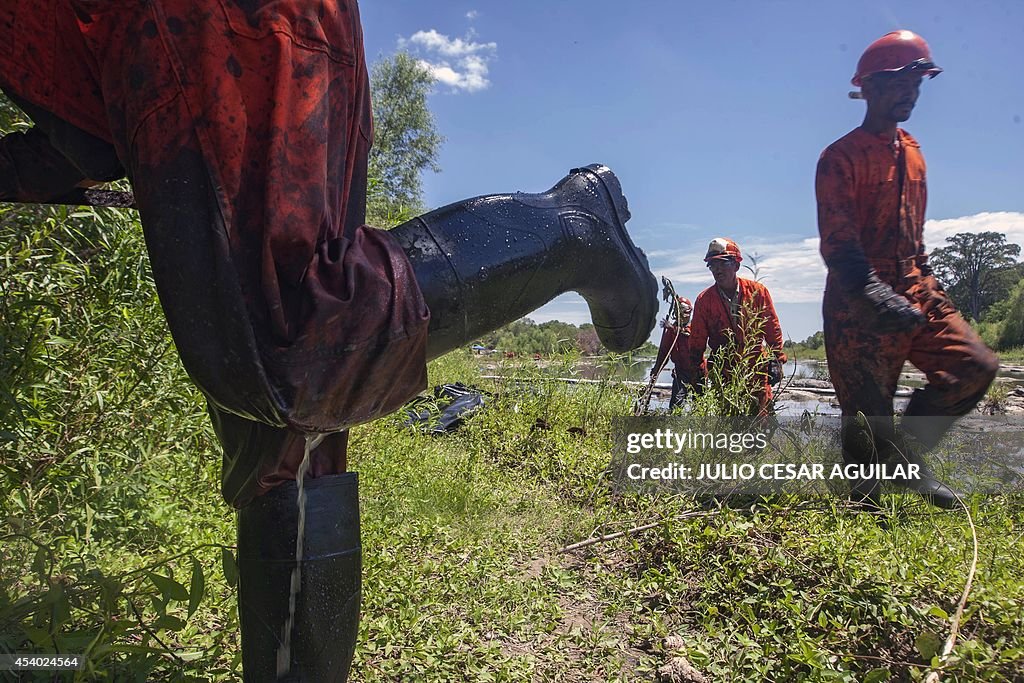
852, 30, 942, 87
704, 237, 742, 263
676, 296, 693, 315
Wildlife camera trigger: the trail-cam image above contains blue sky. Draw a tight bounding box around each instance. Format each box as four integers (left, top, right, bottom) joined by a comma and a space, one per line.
361, 1, 1024, 343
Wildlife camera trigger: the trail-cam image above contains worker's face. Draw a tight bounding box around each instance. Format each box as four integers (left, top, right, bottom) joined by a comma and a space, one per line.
864, 71, 924, 123
707, 257, 740, 290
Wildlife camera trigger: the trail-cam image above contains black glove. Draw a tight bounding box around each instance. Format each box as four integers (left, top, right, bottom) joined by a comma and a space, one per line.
863, 273, 926, 333
766, 359, 783, 386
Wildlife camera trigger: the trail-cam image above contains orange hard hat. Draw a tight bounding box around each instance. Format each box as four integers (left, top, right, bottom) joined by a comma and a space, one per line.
704, 237, 742, 263
852, 30, 942, 87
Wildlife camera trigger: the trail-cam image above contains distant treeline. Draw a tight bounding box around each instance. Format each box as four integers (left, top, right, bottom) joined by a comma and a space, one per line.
474, 318, 658, 357
786, 230, 1024, 354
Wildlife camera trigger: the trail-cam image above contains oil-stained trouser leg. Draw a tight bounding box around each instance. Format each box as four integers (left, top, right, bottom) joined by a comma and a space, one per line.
827, 285, 915, 511
670, 371, 687, 410
128, 98, 359, 680
839, 415, 889, 511
3, 92, 124, 184
901, 277, 999, 450
826, 278, 991, 510
0, 126, 86, 202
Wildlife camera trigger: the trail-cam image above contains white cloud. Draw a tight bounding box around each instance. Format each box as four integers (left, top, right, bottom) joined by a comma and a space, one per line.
465, 10, 479, 20
398, 29, 497, 93
527, 293, 593, 327
648, 236, 827, 305
530, 211, 1024, 343
647, 211, 1024, 307
924, 211, 1024, 254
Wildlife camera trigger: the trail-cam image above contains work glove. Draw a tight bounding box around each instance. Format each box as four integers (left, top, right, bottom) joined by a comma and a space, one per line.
863, 273, 926, 333
766, 358, 784, 386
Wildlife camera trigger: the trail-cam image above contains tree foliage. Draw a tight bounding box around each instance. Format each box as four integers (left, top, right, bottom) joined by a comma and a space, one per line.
368, 52, 444, 226
472, 318, 656, 357
995, 280, 1024, 349
0, 187, 235, 676
975, 277, 1024, 350
476, 319, 588, 356
930, 231, 1022, 322
785, 330, 824, 350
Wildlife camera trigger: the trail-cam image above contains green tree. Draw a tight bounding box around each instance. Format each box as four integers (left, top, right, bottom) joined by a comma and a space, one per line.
982, 278, 1024, 349
477, 318, 620, 356
930, 231, 1022, 322
801, 331, 824, 349
368, 52, 444, 226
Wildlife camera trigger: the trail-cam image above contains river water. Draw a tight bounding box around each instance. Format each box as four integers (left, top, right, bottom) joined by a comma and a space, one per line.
640, 359, 1024, 416
525, 357, 1023, 416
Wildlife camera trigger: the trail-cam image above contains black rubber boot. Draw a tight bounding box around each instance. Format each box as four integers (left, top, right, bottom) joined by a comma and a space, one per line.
841, 417, 883, 514
237, 473, 361, 682
881, 432, 961, 510
391, 164, 658, 359
890, 391, 965, 509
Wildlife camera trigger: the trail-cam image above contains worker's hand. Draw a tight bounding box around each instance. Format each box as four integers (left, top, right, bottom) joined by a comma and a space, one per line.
863, 274, 926, 333
766, 358, 784, 386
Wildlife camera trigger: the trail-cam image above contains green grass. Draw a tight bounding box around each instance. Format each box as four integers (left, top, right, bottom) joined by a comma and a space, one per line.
3, 204, 1024, 681
994, 346, 1024, 364
784, 344, 828, 362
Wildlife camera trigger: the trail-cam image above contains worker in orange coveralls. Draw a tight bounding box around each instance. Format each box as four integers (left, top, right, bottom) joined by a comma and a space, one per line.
0, 2, 657, 678
650, 296, 701, 409
816, 30, 998, 511
689, 238, 786, 416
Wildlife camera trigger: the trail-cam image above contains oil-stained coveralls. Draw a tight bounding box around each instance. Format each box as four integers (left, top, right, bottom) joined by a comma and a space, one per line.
688, 278, 786, 414
816, 127, 998, 446
652, 321, 700, 409
0, 0, 430, 508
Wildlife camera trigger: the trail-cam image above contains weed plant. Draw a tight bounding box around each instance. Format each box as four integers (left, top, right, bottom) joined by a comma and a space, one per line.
689, 298, 778, 418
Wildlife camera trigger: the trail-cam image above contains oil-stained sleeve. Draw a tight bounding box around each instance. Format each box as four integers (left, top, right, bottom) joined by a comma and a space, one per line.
653, 325, 674, 374
815, 147, 871, 290
758, 286, 787, 364
688, 298, 710, 373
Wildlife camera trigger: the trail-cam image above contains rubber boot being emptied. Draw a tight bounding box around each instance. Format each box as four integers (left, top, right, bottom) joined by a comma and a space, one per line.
237, 473, 360, 682
391, 164, 658, 359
